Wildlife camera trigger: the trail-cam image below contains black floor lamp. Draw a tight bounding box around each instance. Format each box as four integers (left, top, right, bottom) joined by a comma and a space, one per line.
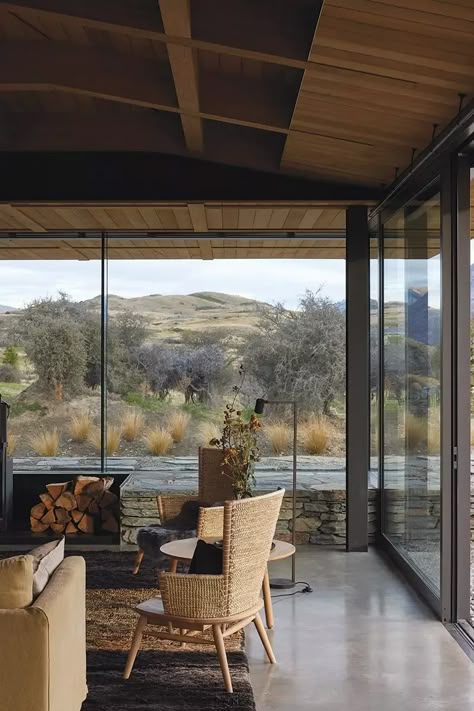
254, 397, 297, 589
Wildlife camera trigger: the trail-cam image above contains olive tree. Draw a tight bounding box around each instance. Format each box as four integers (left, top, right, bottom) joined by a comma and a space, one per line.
243, 291, 346, 414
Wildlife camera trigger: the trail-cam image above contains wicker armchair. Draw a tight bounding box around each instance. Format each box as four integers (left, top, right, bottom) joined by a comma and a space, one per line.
197, 505, 224, 538
124, 489, 285, 693
132, 447, 233, 575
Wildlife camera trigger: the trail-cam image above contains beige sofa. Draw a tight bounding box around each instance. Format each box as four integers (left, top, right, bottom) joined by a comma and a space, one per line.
0, 556, 87, 711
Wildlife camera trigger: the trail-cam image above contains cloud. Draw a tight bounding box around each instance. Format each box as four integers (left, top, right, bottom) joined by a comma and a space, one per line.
0, 259, 346, 309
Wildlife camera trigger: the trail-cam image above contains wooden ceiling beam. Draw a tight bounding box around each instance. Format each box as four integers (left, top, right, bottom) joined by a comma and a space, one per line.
0, 41, 290, 136
0, 1, 308, 69
159, 0, 203, 154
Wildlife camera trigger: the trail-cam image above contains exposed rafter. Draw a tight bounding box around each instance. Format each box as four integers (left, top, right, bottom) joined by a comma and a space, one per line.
159, 0, 203, 154
0, 0, 309, 69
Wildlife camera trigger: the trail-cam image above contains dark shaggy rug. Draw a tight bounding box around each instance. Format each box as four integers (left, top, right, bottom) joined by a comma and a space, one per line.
1, 549, 256, 710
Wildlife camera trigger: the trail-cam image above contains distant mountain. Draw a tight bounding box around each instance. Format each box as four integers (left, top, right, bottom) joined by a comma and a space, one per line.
0, 305, 16, 313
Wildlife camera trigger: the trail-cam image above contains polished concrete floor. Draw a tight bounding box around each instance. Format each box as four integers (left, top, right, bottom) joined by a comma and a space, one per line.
246, 546, 474, 711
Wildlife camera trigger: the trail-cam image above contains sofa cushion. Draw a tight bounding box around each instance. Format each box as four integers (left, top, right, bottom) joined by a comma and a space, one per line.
0, 555, 34, 608
30, 537, 65, 597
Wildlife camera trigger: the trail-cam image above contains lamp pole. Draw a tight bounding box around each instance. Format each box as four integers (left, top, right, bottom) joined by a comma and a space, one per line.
255, 398, 297, 589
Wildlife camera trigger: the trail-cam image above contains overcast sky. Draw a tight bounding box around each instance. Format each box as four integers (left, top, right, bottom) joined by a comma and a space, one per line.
0, 259, 346, 309
1, 246, 472, 309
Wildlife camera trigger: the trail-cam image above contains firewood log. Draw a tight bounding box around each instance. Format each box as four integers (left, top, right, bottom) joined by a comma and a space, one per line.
46, 482, 71, 501
98, 490, 118, 509
39, 493, 54, 510
74, 476, 100, 496
41, 509, 56, 525
101, 511, 119, 533
76, 494, 94, 512
88, 498, 100, 515
31, 517, 49, 533
71, 510, 84, 524
56, 491, 77, 511
50, 522, 67, 534
55, 508, 71, 524
31, 502, 46, 520
65, 521, 79, 534
78, 513, 94, 534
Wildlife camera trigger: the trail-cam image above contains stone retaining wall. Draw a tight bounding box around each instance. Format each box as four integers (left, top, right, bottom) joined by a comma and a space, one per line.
121, 485, 378, 546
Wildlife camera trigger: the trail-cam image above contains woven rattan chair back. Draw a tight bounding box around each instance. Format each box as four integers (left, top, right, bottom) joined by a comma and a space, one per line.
198, 447, 234, 503
157, 494, 199, 525
197, 505, 224, 538
222, 489, 284, 616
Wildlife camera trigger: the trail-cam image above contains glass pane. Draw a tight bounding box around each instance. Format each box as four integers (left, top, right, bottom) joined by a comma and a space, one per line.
106, 235, 349, 547
370, 228, 380, 490
382, 187, 441, 592
0, 238, 102, 533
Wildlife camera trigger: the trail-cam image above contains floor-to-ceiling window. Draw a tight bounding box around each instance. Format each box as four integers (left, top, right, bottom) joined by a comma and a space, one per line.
381, 185, 442, 594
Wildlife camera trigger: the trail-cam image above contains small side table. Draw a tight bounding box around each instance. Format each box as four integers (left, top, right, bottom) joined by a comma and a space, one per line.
160, 537, 295, 629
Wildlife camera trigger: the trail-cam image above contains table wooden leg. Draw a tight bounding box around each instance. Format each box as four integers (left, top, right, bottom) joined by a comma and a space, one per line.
169, 558, 178, 573
262, 567, 274, 629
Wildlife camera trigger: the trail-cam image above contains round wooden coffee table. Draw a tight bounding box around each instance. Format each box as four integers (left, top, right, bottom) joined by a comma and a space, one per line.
160, 537, 295, 629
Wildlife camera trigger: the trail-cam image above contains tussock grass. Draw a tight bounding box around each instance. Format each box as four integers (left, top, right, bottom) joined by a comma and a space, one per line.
7, 432, 18, 456
265, 421, 291, 454
198, 421, 221, 447
121, 410, 144, 442
406, 414, 426, 452
167, 411, 190, 442
299, 417, 330, 455
143, 428, 173, 456
29, 429, 59, 456
88, 426, 122, 456
68, 413, 92, 443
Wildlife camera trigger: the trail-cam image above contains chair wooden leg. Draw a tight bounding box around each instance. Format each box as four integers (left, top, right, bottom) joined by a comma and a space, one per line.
262, 568, 274, 629
212, 624, 233, 693
253, 612, 276, 664
169, 558, 178, 573
123, 615, 147, 679
132, 549, 144, 575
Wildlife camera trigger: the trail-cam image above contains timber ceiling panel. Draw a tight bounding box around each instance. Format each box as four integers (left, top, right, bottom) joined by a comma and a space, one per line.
0, 0, 472, 187
0, 235, 347, 260
0, 203, 348, 234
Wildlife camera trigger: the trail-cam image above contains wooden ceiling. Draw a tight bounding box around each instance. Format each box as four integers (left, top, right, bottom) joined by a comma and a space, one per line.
0, 234, 346, 260
0, 0, 473, 188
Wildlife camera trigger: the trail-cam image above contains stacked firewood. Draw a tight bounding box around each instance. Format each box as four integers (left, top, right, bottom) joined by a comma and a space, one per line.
30, 476, 119, 535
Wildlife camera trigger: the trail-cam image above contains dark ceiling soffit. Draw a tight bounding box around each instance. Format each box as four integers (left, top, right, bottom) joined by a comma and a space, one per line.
371, 98, 474, 220
0, 152, 382, 202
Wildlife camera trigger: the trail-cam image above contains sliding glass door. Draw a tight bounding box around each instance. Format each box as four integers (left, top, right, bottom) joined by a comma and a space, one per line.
381, 184, 442, 597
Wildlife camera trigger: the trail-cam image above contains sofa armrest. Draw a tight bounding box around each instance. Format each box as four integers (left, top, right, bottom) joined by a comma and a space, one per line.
32, 556, 88, 711
0, 606, 50, 711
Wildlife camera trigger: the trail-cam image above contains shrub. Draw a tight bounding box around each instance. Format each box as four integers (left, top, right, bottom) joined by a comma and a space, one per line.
0, 364, 20, 383
121, 410, 144, 442
68, 413, 92, 442
29, 429, 59, 456
198, 421, 221, 447
7, 433, 18, 456
143, 428, 173, 455
265, 421, 291, 454
88, 426, 122, 455
299, 417, 329, 454
167, 411, 190, 442
3, 345, 19, 367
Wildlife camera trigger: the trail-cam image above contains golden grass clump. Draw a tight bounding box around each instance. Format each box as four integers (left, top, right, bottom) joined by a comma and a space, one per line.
299, 417, 330, 455
88, 426, 122, 456
121, 410, 145, 442
143, 428, 173, 456
167, 411, 191, 443
7, 433, 18, 456
198, 421, 222, 447
265, 421, 291, 454
405, 414, 426, 452
68, 413, 92, 443
29, 429, 59, 457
